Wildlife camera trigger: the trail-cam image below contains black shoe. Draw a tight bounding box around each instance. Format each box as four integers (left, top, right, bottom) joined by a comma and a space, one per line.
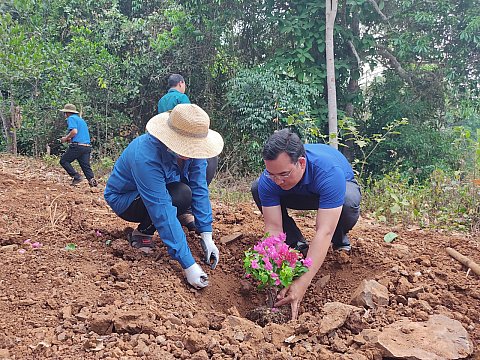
88, 178, 98, 187
71, 177, 83, 186
178, 213, 196, 232
294, 240, 309, 258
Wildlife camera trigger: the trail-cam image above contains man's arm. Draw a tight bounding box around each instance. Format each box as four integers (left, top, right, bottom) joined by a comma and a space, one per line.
61, 128, 78, 143
261, 205, 283, 236
275, 206, 342, 320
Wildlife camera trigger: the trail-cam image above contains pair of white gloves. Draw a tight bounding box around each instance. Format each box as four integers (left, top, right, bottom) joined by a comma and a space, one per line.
184, 232, 219, 289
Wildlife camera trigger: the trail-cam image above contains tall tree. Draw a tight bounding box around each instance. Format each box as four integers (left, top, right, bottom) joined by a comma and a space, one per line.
326, 0, 339, 148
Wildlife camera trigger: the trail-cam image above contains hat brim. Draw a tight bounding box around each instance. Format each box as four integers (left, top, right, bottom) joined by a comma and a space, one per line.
146, 112, 224, 159
59, 108, 79, 114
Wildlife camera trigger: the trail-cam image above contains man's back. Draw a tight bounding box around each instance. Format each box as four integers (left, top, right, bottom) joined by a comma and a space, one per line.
158, 88, 190, 113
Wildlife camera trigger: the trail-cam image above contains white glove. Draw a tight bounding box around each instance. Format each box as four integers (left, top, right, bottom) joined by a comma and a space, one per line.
184, 263, 209, 289
200, 232, 219, 269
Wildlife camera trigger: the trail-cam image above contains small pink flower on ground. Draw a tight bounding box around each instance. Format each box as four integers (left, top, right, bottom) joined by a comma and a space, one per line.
245, 274, 251, 278
251, 259, 259, 269
18, 249, 26, 254
95, 230, 102, 237
31, 242, 42, 248
23, 239, 31, 244
271, 307, 279, 313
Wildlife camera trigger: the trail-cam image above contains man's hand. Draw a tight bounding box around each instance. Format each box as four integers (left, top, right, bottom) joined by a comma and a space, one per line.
274, 276, 311, 321
184, 263, 209, 289
60, 136, 69, 143
200, 232, 219, 269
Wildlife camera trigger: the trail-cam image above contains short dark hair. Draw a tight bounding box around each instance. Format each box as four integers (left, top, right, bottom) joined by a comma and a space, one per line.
262, 129, 305, 162
168, 74, 185, 88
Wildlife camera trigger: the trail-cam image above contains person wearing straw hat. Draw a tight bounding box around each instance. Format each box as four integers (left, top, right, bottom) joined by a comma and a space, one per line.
158, 73, 219, 231
104, 104, 224, 289
58, 103, 97, 187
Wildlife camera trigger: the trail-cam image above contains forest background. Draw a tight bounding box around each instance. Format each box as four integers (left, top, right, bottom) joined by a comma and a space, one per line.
0, 0, 479, 233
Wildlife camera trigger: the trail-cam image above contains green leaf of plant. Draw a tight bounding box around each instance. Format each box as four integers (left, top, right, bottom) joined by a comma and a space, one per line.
65, 243, 77, 251
384, 232, 398, 243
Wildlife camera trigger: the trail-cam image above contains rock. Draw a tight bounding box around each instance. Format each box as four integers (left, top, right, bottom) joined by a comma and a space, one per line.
350, 280, 389, 309
219, 232, 243, 244
314, 274, 331, 291
60, 306, 73, 319
387, 244, 410, 258
110, 261, 130, 280
183, 332, 209, 353
0, 244, 18, 252
396, 277, 413, 296
263, 322, 294, 348
222, 316, 264, 342
88, 314, 114, 335
191, 349, 209, 360
363, 315, 473, 359
185, 314, 209, 329
318, 302, 362, 335
0, 349, 10, 359
113, 310, 155, 334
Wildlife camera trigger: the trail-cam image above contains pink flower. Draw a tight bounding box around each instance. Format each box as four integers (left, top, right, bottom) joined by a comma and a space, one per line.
23, 239, 31, 244
18, 249, 26, 254
264, 258, 273, 271
302, 257, 313, 268
31, 242, 42, 249
95, 230, 102, 237
251, 260, 259, 269
245, 274, 251, 278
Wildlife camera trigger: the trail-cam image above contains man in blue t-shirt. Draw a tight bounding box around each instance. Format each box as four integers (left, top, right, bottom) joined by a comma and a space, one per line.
59, 103, 97, 187
158, 74, 219, 231
104, 104, 224, 290
251, 129, 361, 320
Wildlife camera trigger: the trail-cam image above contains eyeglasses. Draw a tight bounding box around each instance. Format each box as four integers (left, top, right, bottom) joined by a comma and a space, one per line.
264, 163, 297, 181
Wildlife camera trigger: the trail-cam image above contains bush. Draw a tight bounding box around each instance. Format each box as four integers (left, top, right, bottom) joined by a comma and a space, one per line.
221, 67, 320, 173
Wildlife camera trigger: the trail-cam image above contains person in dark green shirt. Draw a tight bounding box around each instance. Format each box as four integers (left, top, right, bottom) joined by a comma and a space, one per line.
157, 74, 219, 231
158, 74, 190, 113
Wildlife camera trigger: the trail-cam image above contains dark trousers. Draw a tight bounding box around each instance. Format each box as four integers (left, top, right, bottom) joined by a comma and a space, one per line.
119, 156, 218, 235
60, 143, 95, 180
251, 179, 361, 248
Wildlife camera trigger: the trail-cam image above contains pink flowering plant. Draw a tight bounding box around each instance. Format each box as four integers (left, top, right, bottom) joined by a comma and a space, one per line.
243, 233, 312, 308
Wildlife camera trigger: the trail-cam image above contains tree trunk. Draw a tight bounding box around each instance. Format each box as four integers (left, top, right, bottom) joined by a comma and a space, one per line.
343, 11, 361, 162
326, 0, 338, 149
0, 92, 17, 155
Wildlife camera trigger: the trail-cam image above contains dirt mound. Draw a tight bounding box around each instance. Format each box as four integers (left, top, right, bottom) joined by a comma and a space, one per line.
0, 154, 478, 359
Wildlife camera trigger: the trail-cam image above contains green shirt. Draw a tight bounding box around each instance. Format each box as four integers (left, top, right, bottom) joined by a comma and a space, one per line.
158, 88, 190, 113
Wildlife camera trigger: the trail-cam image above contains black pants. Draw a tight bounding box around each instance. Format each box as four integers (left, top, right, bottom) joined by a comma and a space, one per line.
119, 156, 218, 235
60, 143, 95, 180
251, 179, 361, 248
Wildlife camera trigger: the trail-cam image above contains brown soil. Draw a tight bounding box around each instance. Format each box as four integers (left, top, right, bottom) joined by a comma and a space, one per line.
0, 154, 478, 359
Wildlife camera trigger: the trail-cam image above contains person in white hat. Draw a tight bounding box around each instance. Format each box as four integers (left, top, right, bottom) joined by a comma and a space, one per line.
58, 103, 97, 187
104, 104, 224, 289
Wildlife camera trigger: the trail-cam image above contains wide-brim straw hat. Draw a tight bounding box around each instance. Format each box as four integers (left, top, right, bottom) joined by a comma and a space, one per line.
146, 104, 224, 159
59, 103, 79, 114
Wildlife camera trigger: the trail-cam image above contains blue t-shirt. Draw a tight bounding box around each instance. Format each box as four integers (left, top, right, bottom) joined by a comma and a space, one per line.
67, 114, 90, 144
158, 89, 190, 113
258, 144, 354, 209
104, 133, 212, 269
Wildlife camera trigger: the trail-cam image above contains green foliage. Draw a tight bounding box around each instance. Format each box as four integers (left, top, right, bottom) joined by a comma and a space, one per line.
363, 169, 479, 232
223, 67, 320, 173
